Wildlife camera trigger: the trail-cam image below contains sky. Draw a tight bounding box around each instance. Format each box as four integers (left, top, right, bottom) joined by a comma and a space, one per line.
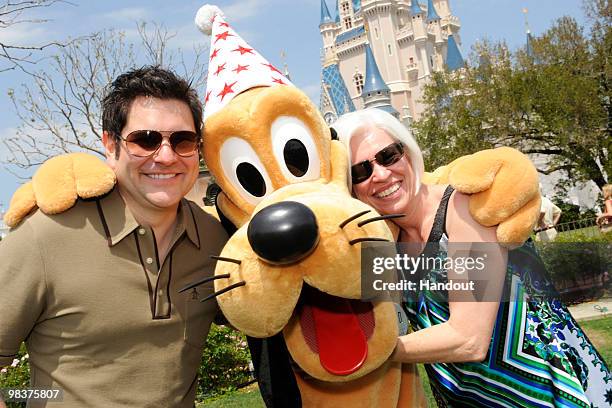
0, 0, 589, 211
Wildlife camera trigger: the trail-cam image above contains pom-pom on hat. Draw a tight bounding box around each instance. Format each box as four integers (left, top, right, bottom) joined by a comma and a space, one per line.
195, 4, 293, 120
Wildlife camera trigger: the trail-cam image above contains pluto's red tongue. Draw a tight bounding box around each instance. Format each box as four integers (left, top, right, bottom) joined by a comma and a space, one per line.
311, 297, 368, 375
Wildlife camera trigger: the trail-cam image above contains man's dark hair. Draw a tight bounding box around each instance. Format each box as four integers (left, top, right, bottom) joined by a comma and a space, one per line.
102, 66, 202, 156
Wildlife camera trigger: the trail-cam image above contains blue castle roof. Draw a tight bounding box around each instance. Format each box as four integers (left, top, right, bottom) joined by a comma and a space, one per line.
335, 26, 365, 45
352, 0, 361, 13
363, 43, 390, 94
334, 0, 340, 23
446, 34, 465, 71
320, 0, 333, 25
426, 0, 440, 22
526, 32, 534, 58
411, 0, 423, 16
322, 64, 356, 114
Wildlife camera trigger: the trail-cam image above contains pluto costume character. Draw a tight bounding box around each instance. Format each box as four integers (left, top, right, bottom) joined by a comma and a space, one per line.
4, 5, 541, 407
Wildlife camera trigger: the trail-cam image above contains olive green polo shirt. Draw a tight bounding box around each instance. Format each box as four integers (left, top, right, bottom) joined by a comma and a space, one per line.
0, 188, 228, 407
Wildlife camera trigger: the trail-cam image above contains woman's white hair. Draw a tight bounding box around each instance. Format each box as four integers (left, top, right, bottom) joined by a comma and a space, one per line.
332, 108, 424, 193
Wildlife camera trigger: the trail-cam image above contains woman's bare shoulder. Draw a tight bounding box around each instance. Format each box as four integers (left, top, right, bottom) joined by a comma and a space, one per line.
446, 191, 498, 243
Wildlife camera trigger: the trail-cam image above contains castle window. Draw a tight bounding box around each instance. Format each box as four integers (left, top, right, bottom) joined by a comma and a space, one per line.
341, 1, 350, 14
409, 57, 414, 64
430, 56, 434, 67
354, 73, 364, 95
374, 27, 379, 39
344, 16, 352, 29
387, 44, 393, 56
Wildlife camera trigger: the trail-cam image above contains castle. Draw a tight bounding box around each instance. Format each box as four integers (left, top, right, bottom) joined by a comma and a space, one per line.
319, 0, 464, 126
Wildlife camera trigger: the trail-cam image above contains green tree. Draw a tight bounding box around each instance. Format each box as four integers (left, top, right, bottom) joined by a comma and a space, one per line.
414, 3, 610, 191
4, 22, 208, 171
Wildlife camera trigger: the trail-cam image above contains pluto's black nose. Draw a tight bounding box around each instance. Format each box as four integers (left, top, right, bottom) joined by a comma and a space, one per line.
247, 201, 319, 265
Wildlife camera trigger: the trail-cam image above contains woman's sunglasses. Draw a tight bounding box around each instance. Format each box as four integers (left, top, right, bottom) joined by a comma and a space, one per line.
351, 142, 404, 184
120, 130, 200, 158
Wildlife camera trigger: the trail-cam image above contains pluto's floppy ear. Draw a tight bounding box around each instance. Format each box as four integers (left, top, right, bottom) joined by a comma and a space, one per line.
211, 186, 238, 236
330, 127, 338, 141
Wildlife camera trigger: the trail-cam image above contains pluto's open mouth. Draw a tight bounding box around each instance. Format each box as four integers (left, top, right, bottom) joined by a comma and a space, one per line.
297, 285, 375, 376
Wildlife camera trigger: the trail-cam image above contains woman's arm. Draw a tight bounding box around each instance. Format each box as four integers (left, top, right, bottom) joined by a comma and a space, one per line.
392, 192, 508, 364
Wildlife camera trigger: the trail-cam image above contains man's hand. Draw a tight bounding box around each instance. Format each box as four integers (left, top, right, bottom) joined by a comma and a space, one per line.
4, 153, 116, 228
424, 147, 541, 247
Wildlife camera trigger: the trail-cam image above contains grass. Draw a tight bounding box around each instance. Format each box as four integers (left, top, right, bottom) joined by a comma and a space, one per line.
580, 315, 611, 365
197, 384, 264, 408
200, 316, 611, 407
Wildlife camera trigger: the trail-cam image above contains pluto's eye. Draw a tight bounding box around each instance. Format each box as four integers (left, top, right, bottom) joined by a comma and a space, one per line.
271, 116, 321, 182
236, 162, 266, 197
283, 139, 308, 177
219, 137, 273, 205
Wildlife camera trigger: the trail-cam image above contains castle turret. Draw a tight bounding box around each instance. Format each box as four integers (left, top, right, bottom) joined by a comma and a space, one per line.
426, 0, 441, 23
427, 0, 444, 70
318, 0, 462, 122
434, 0, 451, 17
445, 34, 464, 71
362, 43, 398, 117
526, 31, 534, 58
410, 0, 430, 76
410, 0, 424, 16
320, 0, 339, 65
320, 0, 333, 25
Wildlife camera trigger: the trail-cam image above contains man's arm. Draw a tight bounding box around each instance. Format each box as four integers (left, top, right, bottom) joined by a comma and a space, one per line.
0, 220, 46, 368
551, 204, 562, 226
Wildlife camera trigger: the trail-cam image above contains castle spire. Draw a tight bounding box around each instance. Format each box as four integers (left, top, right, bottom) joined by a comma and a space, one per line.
362, 43, 398, 117
523, 8, 534, 58
334, 0, 340, 23
426, 0, 441, 22
445, 34, 464, 71
363, 43, 389, 94
410, 0, 423, 16
320, 0, 332, 25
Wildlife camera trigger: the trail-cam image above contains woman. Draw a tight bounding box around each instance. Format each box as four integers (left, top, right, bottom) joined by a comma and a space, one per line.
334, 108, 611, 408
596, 184, 612, 233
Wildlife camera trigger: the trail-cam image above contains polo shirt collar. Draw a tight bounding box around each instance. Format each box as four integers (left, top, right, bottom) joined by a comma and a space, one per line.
97, 187, 201, 249
97, 187, 140, 246
177, 199, 201, 249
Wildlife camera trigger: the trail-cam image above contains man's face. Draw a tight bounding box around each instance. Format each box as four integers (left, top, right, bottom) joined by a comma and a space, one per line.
103, 96, 200, 215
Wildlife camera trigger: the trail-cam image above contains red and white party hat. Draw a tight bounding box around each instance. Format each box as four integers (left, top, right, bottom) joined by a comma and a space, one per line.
195, 4, 293, 120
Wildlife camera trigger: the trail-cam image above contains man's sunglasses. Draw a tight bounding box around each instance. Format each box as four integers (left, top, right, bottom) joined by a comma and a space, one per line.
120, 130, 200, 158
351, 142, 404, 184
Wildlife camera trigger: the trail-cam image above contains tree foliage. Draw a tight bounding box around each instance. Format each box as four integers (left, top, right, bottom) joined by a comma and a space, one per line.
3, 22, 208, 171
414, 0, 610, 191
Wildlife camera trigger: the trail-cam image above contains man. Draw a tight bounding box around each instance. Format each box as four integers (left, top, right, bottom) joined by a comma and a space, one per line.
0, 66, 228, 407
536, 195, 562, 241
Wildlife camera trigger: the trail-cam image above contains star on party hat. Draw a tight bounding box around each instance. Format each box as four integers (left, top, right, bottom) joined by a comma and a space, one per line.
195, 4, 293, 120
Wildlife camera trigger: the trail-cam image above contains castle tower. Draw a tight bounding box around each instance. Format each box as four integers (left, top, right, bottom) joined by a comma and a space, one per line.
362, 43, 398, 117
426, 0, 445, 70
319, 0, 462, 123
445, 34, 464, 70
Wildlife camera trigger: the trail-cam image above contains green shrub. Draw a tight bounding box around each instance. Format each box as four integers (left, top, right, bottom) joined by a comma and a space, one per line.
197, 324, 253, 401
0, 344, 29, 408
1, 326, 254, 405
536, 231, 612, 303
552, 200, 598, 225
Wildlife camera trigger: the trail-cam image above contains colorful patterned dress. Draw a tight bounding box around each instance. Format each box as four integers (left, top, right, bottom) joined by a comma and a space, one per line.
402, 187, 611, 407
